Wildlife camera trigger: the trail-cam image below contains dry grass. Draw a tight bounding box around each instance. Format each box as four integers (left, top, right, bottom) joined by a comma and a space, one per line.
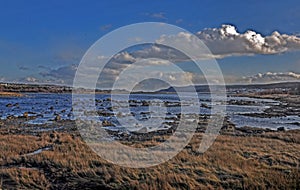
1, 129, 299, 189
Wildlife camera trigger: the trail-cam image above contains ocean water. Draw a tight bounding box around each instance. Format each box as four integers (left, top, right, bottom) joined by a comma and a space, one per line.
0, 93, 299, 131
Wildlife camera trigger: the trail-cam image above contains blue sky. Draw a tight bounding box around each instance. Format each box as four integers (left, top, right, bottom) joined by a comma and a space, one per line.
1, 0, 300, 85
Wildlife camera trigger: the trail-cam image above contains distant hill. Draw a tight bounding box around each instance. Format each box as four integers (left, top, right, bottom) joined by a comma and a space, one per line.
156, 81, 300, 93
0, 81, 299, 94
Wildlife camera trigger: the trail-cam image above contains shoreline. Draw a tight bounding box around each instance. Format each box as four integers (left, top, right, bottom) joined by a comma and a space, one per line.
0, 92, 24, 97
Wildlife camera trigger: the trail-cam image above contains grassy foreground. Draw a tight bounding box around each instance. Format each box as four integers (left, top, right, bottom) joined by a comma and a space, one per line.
1, 129, 299, 189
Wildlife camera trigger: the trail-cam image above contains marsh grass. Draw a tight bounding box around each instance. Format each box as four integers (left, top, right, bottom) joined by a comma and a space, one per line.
1, 129, 299, 189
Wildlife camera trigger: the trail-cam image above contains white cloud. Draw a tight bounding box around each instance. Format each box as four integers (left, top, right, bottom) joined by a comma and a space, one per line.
92, 24, 300, 68
197, 24, 300, 57
10, 24, 300, 87
124, 24, 300, 61
113, 52, 136, 63
24, 77, 38, 83
242, 71, 300, 83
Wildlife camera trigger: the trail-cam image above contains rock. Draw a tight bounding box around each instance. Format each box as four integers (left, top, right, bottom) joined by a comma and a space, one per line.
7, 115, 14, 120
277, 127, 285, 132
201, 103, 211, 109
37, 114, 44, 117
49, 133, 55, 139
221, 123, 236, 131
54, 115, 61, 121
142, 101, 150, 106
102, 120, 113, 126
23, 112, 29, 118
116, 112, 123, 117
6, 103, 13, 107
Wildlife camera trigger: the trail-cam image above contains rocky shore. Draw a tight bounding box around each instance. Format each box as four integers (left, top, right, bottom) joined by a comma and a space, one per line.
234, 93, 300, 119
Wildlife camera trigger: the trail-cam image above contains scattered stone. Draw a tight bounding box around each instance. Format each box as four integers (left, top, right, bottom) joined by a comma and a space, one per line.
102, 120, 113, 127
7, 115, 14, 120
54, 115, 61, 121
201, 103, 211, 109
221, 122, 236, 131
6, 103, 13, 107
49, 133, 55, 139
277, 127, 285, 132
142, 101, 149, 106
23, 112, 29, 118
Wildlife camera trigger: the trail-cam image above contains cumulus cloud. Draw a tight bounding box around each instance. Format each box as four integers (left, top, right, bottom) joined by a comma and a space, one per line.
196, 24, 300, 57
74, 24, 300, 81
112, 52, 136, 63
115, 24, 300, 61
242, 71, 300, 83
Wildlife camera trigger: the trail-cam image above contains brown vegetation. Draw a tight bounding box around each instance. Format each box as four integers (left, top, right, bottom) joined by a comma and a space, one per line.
1, 129, 299, 189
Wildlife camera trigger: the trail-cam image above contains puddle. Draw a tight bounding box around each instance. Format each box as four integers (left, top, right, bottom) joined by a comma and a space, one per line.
24, 146, 53, 156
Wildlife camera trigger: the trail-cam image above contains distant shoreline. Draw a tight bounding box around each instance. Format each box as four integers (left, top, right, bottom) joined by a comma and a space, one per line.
0, 81, 299, 94
0, 92, 23, 97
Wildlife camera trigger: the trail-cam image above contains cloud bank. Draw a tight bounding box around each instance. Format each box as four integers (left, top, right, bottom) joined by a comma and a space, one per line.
7, 24, 300, 87
125, 24, 300, 61
196, 24, 300, 57
242, 72, 300, 83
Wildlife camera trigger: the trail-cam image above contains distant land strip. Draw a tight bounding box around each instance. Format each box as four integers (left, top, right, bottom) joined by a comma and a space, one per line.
0, 81, 299, 94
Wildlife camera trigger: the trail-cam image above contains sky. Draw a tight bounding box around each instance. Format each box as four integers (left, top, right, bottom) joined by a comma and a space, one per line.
1, 0, 300, 88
